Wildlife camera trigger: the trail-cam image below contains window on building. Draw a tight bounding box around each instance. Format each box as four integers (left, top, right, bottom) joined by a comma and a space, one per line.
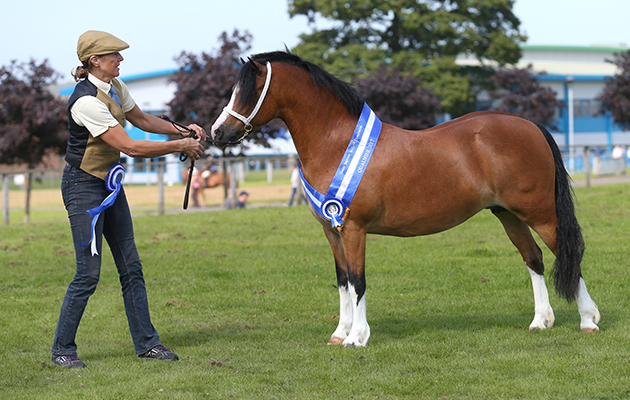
573, 99, 602, 118
590, 100, 601, 117
150, 157, 166, 172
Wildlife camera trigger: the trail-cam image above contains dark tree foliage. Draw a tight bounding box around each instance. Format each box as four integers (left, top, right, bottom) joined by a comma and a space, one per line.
0, 59, 68, 167
597, 50, 630, 130
488, 64, 564, 130
353, 63, 441, 129
168, 30, 284, 153
290, 0, 524, 63
289, 0, 526, 116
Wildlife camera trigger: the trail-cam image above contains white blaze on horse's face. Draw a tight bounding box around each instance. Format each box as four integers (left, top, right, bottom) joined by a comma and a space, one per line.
210, 84, 240, 140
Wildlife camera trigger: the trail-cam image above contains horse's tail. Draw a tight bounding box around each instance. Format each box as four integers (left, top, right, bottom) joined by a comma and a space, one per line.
537, 123, 584, 302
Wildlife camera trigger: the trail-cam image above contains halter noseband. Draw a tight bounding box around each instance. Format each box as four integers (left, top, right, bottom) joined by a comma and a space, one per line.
223, 61, 272, 141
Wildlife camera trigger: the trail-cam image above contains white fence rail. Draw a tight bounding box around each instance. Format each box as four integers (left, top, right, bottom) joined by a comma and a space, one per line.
1, 155, 299, 224
2, 146, 630, 225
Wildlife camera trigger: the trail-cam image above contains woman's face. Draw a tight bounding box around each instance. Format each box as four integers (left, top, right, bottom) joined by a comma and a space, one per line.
90, 52, 124, 81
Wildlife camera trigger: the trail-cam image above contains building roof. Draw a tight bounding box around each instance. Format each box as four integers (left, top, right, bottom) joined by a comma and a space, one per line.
58, 68, 177, 96
456, 44, 629, 77
519, 44, 627, 76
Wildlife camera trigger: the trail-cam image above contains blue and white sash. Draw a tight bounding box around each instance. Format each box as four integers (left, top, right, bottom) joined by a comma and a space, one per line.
299, 103, 382, 230
80, 163, 125, 256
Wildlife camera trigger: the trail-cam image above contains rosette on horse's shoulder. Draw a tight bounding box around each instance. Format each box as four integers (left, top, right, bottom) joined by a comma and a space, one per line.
299, 103, 381, 231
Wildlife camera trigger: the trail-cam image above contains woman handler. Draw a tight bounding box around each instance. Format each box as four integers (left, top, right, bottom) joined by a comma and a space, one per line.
51, 30, 205, 368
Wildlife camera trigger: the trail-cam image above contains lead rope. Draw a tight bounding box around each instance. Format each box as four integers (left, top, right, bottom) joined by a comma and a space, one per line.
161, 116, 197, 209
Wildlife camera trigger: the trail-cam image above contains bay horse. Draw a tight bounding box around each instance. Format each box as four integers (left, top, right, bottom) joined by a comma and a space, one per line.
180, 170, 231, 189
210, 51, 600, 347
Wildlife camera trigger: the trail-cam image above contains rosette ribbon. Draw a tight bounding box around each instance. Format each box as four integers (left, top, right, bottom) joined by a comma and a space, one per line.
80, 163, 125, 256
299, 103, 382, 230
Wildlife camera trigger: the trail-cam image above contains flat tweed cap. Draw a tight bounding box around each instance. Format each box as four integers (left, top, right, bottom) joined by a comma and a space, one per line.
77, 30, 129, 62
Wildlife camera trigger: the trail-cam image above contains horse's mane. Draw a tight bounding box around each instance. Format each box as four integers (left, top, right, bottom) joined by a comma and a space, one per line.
237, 51, 364, 118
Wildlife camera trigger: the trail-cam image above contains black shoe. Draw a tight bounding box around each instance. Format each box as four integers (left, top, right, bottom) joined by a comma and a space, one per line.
138, 345, 179, 361
51, 355, 86, 368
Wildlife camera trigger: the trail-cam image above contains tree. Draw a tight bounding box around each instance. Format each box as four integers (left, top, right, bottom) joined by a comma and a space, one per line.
168, 30, 284, 154
597, 50, 630, 130
488, 64, 564, 130
0, 59, 68, 167
289, 0, 526, 116
353, 63, 441, 129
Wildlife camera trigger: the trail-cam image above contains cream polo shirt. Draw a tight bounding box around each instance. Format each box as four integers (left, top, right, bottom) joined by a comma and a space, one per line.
70, 74, 136, 137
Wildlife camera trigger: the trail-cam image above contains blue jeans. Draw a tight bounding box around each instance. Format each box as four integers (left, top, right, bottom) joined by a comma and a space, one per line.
51, 164, 161, 356
288, 186, 305, 206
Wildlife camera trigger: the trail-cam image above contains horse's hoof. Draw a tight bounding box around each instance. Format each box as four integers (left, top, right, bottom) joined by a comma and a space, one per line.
328, 337, 344, 345
581, 327, 599, 333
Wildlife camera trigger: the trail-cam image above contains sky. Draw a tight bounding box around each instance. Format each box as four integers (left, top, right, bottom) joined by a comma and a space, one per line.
1, 0, 628, 83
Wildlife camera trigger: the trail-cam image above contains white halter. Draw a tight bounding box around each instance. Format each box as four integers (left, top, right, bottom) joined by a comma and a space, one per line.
223, 61, 272, 137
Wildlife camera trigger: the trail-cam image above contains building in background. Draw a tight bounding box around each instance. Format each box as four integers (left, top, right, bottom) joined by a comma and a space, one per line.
516, 44, 630, 147
59, 44, 630, 181
458, 44, 630, 147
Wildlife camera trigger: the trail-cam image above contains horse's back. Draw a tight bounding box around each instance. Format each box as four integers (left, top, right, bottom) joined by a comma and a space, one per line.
361, 112, 556, 236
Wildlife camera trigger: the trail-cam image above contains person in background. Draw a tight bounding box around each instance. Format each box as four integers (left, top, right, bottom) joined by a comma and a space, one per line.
236, 191, 249, 208
287, 162, 306, 206
50, 30, 206, 369
191, 167, 202, 207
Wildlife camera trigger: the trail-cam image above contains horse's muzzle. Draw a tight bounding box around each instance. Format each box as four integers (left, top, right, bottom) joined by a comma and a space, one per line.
210, 122, 246, 149
210, 127, 227, 149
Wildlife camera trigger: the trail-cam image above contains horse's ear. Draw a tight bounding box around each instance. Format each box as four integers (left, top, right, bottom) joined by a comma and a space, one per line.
240, 57, 246, 65
247, 57, 262, 74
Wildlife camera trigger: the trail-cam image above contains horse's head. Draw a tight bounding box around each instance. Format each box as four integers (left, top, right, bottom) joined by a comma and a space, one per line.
210, 58, 274, 149
210, 51, 364, 149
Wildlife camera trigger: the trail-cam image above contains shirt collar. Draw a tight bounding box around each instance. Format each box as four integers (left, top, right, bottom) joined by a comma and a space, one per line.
87, 73, 113, 94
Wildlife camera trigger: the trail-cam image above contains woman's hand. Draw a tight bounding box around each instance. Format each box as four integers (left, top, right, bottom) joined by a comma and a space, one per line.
180, 138, 205, 160
185, 124, 207, 142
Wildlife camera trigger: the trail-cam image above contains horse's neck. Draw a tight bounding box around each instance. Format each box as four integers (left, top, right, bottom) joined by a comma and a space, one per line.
271, 65, 359, 190
282, 105, 357, 190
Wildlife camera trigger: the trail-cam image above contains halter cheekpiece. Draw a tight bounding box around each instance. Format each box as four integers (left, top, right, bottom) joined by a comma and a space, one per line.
223, 61, 273, 140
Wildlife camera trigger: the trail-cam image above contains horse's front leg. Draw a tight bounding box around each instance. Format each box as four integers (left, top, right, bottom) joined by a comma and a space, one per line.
323, 228, 354, 345
323, 226, 370, 347
328, 259, 354, 345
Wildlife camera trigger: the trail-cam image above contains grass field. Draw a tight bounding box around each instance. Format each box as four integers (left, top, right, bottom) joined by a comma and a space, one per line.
1, 183, 630, 399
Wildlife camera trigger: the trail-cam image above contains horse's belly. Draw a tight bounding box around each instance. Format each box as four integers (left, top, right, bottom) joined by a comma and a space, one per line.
367, 201, 485, 237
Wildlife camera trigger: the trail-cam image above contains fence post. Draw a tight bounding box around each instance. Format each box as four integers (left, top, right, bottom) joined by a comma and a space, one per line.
266, 159, 273, 183
221, 154, 230, 206
146, 158, 152, 186
230, 161, 238, 205
583, 146, 591, 188
157, 162, 165, 215
238, 160, 245, 184
2, 174, 9, 225
24, 172, 32, 223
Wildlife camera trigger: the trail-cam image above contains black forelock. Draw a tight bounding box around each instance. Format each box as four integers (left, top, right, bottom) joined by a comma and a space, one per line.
236, 50, 364, 117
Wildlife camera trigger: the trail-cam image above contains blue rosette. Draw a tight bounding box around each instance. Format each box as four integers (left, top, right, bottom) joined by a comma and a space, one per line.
298, 103, 381, 231
80, 163, 125, 256
322, 198, 345, 228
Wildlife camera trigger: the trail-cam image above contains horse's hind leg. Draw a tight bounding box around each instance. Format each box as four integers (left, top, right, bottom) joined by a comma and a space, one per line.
529, 222, 601, 333
492, 208, 555, 330
575, 278, 600, 332
532, 219, 600, 333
